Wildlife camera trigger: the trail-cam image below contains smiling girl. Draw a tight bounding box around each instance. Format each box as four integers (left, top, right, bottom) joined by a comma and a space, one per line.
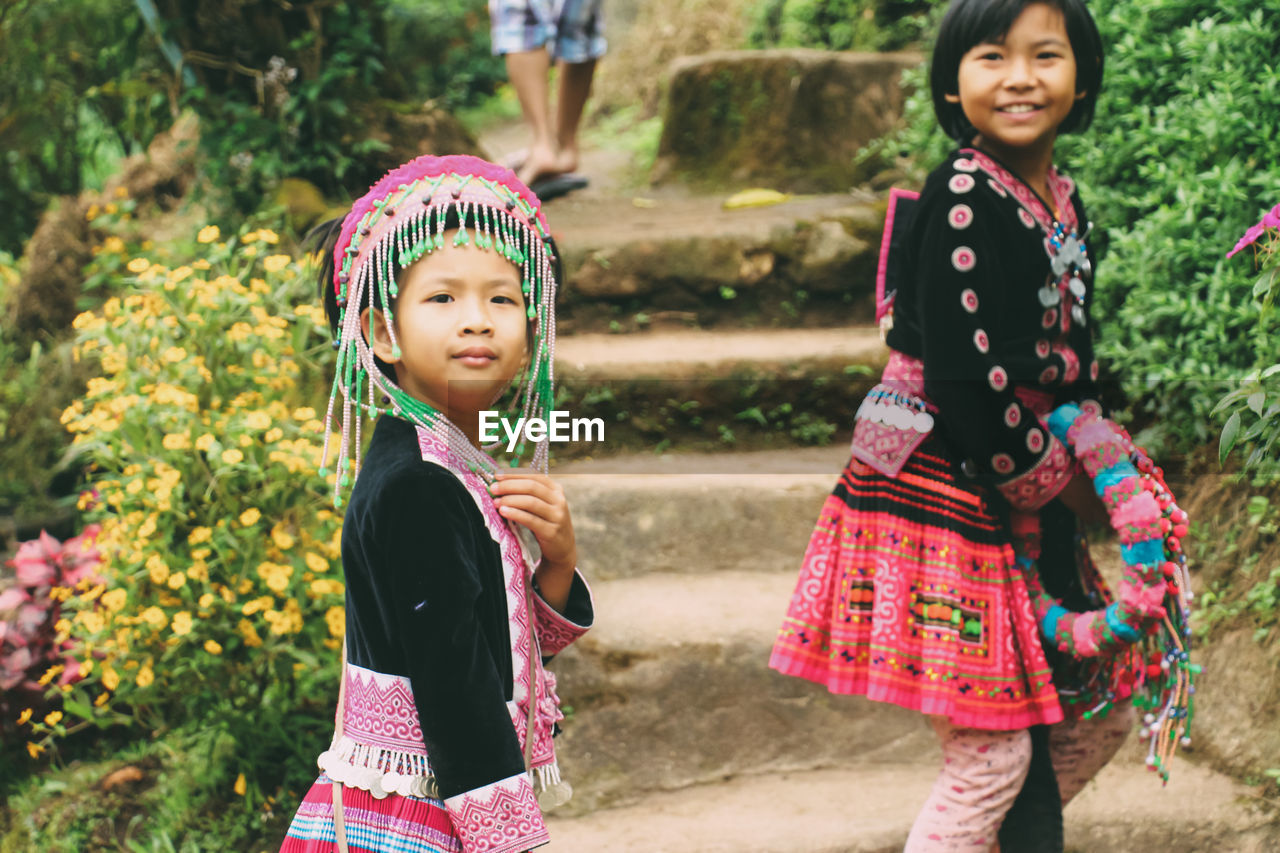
281, 155, 593, 853
771, 1, 1132, 850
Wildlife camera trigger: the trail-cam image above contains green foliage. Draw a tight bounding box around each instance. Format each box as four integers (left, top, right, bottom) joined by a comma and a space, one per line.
1, 729, 292, 851
0, 253, 85, 518
748, 0, 947, 52
0, 0, 171, 254
384, 0, 506, 109
1216, 223, 1280, 481
15, 223, 341, 810
873, 0, 1280, 460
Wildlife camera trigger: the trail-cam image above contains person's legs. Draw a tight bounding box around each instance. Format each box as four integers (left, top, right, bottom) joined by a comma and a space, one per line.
996, 725, 1064, 853
552, 58, 596, 174
905, 718, 1032, 852
1048, 702, 1135, 805
502, 48, 560, 186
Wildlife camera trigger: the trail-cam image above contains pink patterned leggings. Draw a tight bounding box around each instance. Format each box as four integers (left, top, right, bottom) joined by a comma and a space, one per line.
903, 704, 1135, 852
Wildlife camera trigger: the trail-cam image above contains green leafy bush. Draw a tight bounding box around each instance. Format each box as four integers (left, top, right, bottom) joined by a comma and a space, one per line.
748, 0, 947, 52
0, 0, 171, 254
16, 225, 342, 804
876, 0, 1280, 459
1217, 205, 1280, 480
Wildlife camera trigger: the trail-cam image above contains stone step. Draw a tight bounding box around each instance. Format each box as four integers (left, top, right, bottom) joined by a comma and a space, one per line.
549, 571, 926, 814
554, 445, 846, 580
555, 326, 885, 381
549, 326, 886, 458
545, 756, 1277, 852
546, 193, 887, 334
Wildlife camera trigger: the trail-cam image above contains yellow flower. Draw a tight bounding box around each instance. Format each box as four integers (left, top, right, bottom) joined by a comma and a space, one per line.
38, 664, 70, 689
263, 254, 292, 273
163, 432, 191, 450
172, 611, 193, 636
238, 434, 252, 447
101, 667, 120, 691
17, 708, 33, 725
95, 692, 110, 707
197, 225, 221, 243
147, 554, 170, 585
167, 572, 187, 590
292, 406, 317, 422
126, 257, 150, 273
258, 228, 280, 244
141, 606, 168, 629
188, 561, 209, 582
27, 742, 44, 759
245, 411, 271, 430
221, 448, 244, 465
199, 593, 216, 609
204, 639, 223, 655
195, 433, 216, 452
163, 346, 187, 363
102, 589, 128, 612
44, 711, 63, 726
325, 605, 345, 638
234, 773, 247, 796
305, 552, 329, 573
271, 526, 295, 550
193, 258, 211, 270
136, 666, 155, 687
264, 427, 284, 443
188, 526, 212, 545
239, 507, 261, 526
79, 659, 95, 677
238, 619, 263, 648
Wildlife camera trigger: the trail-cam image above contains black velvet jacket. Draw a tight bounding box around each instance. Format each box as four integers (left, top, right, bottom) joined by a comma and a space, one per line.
340, 414, 593, 800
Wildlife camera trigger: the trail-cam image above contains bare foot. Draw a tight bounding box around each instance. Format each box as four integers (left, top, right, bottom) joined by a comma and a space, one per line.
517, 144, 563, 187
553, 146, 579, 175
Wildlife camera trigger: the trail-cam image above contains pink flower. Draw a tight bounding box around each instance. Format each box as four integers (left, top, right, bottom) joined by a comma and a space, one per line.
0, 586, 31, 611
1227, 203, 1279, 258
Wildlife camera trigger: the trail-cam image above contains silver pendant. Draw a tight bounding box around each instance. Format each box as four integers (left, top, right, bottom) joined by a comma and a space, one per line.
913, 411, 935, 433
1071, 304, 1087, 326
1068, 276, 1086, 299
1039, 286, 1061, 307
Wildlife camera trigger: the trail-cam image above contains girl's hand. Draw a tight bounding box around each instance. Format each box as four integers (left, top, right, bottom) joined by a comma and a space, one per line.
490, 469, 578, 610
1055, 472, 1109, 525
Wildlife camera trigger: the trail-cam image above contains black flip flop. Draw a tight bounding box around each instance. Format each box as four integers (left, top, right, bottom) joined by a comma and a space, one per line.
529, 173, 589, 202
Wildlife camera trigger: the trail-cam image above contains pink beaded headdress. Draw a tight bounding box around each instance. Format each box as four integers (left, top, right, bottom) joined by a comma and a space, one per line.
319, 155, 558, 505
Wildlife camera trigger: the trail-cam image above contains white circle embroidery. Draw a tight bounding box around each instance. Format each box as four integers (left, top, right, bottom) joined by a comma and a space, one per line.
949, 204, 974, 230
952, 246, 977, 272
949, 174, 976, 194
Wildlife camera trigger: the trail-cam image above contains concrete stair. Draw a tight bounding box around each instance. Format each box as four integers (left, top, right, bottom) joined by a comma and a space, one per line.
545, 757, 1278, 852
476, 122, 1279, 853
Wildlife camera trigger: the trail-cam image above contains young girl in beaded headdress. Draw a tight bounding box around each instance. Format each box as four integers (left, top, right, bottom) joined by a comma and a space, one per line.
281, 154, 593, 853
772, 1, 1144, 850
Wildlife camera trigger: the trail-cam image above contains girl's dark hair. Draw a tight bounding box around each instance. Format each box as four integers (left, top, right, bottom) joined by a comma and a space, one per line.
930, 0, 1104, 142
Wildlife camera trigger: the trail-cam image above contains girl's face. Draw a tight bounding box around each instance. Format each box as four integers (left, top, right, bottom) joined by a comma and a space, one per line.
367, 232, 528, 431
946, 3, 1083, 158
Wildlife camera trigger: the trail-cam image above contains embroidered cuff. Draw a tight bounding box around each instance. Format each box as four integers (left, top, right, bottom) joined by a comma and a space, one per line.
532, 569, 593, 656
997, 435, 1074, 511
445, 772, 550, 853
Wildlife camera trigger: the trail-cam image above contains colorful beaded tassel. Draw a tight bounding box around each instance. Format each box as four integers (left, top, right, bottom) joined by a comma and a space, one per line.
318, 155, 558, 506
1013, 403, 1197, 784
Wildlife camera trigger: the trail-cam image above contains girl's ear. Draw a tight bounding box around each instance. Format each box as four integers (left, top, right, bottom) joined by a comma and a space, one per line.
362, 307, 399, 363
944, 92, 962, 104
1075, 88, 1087, 102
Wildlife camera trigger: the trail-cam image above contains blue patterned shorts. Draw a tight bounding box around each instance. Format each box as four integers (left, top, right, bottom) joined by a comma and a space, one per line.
489, 0, 606, 63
